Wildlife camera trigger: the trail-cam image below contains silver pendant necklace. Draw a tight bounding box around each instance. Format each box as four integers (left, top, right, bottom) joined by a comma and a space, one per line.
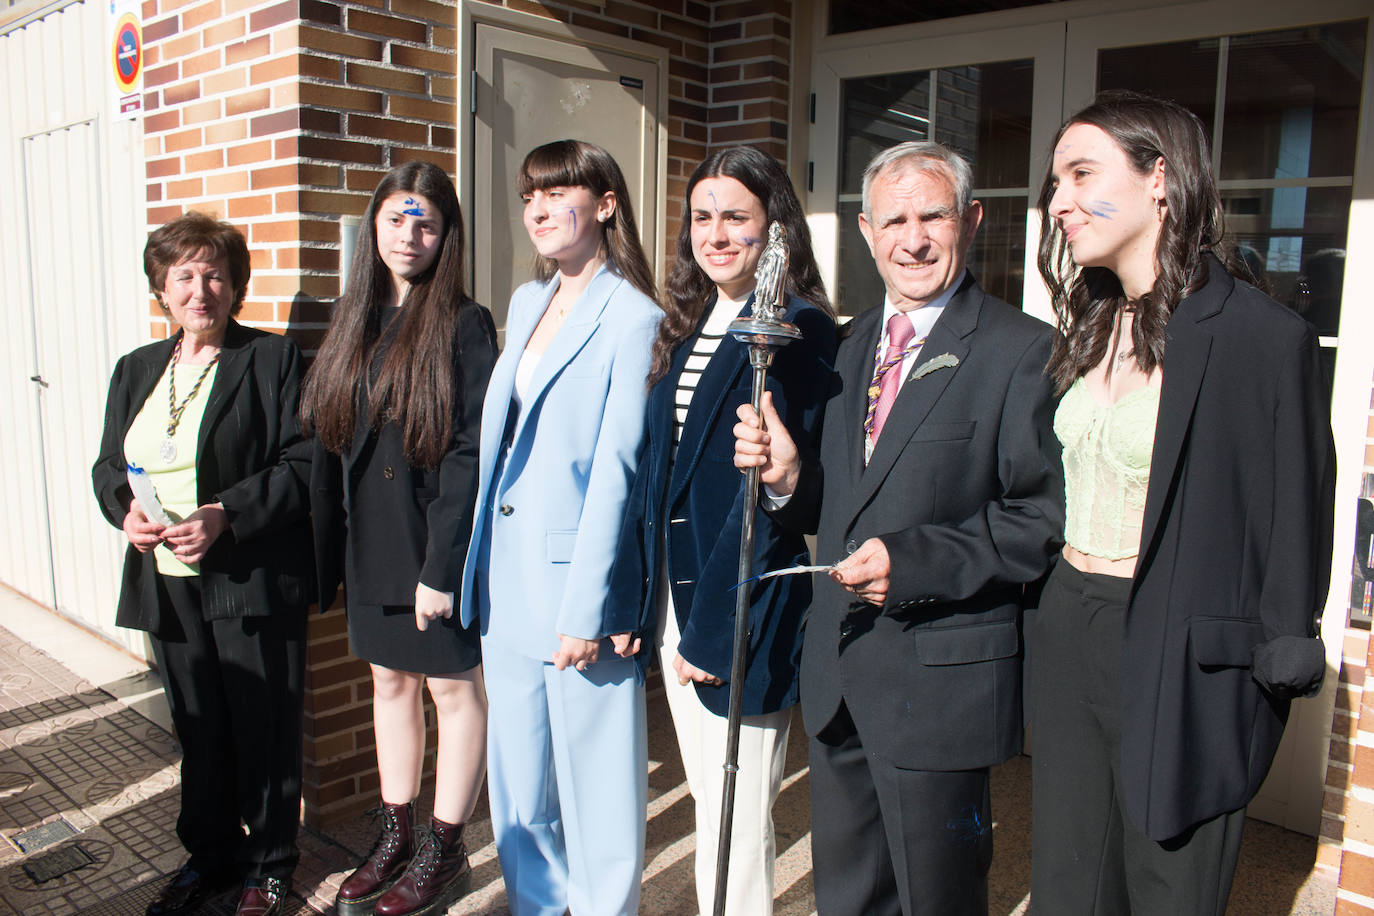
163, 336, 220, 464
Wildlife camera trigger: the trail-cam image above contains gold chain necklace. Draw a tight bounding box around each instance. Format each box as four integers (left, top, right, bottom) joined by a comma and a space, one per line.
160, 336, 220, 464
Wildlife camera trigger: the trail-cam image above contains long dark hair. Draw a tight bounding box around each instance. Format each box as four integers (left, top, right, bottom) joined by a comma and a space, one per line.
650, 146, 831, 384
517, 139, 656, 301
1037, 90, 1245, 393
301, 160, 472, 469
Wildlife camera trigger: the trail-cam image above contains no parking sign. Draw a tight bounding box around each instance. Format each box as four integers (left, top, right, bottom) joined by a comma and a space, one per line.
108, 1, 141, 116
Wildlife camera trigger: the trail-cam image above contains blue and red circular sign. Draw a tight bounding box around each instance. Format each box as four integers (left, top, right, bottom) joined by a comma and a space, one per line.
111, 13, 141, 94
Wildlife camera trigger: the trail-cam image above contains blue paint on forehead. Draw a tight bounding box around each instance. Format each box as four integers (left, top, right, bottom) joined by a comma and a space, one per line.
402, 196, 425, 216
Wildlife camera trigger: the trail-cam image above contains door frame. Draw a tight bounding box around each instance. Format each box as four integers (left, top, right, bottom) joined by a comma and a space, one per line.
456, 2, 669, 321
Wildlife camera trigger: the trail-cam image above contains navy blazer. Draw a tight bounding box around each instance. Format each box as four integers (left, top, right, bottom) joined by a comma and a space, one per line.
1117, 258, 1335, 841
308, 299, 497, 610
93, 320, 314, 633
773, 274, 1064, 771
607, 295, 837, 717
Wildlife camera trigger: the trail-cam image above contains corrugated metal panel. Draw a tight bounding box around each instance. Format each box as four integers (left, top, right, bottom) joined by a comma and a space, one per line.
0, 0, 147, 657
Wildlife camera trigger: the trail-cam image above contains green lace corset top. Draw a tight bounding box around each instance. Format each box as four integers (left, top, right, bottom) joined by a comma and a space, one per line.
1054, 376, 1160, 561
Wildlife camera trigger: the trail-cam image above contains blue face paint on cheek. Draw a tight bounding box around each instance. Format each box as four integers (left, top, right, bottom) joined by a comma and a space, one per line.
740, 236, 761, 248
402, 196, 425, 217
1088, 199, 1118, 219
568, 208, 577, 232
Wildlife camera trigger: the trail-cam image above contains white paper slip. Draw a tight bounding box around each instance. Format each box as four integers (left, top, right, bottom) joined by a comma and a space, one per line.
126, 463, 174, 527
730, 564, 834, 591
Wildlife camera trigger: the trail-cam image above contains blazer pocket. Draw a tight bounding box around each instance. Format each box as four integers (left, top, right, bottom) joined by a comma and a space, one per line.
910, 420, 976, 443
546, 529, 578, 564
914, 620, 1019, 666
1189, 616, 1265, 668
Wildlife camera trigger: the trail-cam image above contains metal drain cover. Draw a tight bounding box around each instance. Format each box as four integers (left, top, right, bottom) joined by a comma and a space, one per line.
22, 843, 94, 883
13, 819, 77, 853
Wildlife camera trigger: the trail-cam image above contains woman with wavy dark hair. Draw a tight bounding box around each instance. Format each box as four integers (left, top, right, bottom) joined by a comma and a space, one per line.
301, 160, 496, 916
1029, 91, 1334, 914
609, 145, 834, 914
459, 139, 661, 915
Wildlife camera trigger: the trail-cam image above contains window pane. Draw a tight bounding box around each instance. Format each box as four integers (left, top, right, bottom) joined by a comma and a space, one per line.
1097, 39, 1219, 138
840, 71, 931, 195
968, 196, 1026, 308
836, 200, 886, 316
1220, 21, 1366, 181
936, 60, 1034, 189
1223, 185, 1350, 337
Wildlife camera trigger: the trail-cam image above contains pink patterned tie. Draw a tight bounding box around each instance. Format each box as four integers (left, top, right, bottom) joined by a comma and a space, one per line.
866, 313, 919, 444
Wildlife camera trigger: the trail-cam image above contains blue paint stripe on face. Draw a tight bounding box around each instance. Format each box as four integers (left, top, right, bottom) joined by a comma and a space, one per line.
1088, 199, 1119, 219
402, 196, 425, 216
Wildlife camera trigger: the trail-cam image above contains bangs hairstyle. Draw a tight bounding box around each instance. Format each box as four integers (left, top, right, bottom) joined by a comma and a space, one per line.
1037, 89, 1244, 393
651, 145, 831, 384
301, 160, 477, 469
144, 211, 251, 313
518, 139, 656, 301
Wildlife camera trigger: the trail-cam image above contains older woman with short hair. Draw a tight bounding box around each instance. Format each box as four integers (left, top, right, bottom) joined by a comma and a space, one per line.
93, 211, 312, 916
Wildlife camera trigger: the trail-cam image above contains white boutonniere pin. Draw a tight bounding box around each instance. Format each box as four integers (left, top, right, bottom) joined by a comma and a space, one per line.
910, 353, 959, 380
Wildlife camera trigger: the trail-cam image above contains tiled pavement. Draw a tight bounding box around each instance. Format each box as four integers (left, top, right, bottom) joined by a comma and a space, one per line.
0, 586, 1340, 915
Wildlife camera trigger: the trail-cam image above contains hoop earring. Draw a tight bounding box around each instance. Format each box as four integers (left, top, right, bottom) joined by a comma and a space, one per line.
1155, 198, 1165, 221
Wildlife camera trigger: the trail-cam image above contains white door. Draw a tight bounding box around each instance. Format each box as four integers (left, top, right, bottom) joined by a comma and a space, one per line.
22, 122, 128, 646
472, 22, 662, 330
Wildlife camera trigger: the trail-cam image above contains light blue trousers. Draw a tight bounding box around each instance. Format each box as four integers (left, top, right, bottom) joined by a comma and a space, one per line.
482, 639, 648, 916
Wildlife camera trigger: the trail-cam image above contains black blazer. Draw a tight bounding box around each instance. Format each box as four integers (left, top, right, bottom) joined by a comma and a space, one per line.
774, 274, 1064, 770
1119, 258, 1335, 841
607, 295, 836, 717
308, 300, 497, 609
92, 320, 314, 633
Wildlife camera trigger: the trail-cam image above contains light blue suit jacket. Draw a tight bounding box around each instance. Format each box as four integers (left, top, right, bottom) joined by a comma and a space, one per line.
460, 265, 662, 659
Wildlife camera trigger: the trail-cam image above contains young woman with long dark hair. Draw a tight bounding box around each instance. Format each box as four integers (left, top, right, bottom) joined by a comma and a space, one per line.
609, 145, 835, 914
301, 160, 496, 916
1029, 91, 1335, 914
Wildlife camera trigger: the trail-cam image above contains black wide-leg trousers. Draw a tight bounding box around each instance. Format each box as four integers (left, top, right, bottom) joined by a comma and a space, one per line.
1029, 561, 1245, 915
151, 574, 306, 882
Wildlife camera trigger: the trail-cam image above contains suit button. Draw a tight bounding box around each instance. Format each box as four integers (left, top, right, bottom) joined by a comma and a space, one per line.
839, 621, 854, 637
845, 539, 858, 554
383, 466, 394, 480
499, 504, 514, 516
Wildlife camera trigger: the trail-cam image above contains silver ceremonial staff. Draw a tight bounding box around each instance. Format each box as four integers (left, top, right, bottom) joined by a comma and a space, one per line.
713, 221, 802, 916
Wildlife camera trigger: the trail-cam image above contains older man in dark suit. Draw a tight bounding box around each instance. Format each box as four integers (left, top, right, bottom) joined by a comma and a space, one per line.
735, 141, 1063, 915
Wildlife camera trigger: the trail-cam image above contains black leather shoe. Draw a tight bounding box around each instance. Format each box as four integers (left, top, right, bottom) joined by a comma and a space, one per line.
145, 864, 233, 916
236, 876, 288, 916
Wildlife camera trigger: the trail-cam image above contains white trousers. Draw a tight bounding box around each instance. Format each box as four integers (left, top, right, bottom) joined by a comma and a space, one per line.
483, 639, 648, 916
659, 608, 791, 916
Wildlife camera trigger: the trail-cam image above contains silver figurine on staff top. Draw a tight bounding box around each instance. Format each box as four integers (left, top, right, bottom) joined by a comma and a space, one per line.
713, 220, 802, 916
727, 221, 803, 349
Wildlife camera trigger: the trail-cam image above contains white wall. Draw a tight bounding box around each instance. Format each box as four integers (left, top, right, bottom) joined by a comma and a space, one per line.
1, 0, 148, 657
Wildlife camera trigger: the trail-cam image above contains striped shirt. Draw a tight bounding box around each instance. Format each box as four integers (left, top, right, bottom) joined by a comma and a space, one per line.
669, 291, 749, 465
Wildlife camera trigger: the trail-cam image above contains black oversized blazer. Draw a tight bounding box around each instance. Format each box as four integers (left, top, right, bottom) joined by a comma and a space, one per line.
606, 295, 836, 717
92, 320, 314, 633
307, 299, 497, 611
773, 273, 1064, 770
1118, 258, 1335, 841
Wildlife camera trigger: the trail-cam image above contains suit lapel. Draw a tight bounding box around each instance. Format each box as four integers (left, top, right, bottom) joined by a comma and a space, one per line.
196, 321, 254, 466
1134, 261, 1230, 583
837, 307, 883, 491
850, 277, 979, 514
509, 266, 617, 446
667, 298, 751, 504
